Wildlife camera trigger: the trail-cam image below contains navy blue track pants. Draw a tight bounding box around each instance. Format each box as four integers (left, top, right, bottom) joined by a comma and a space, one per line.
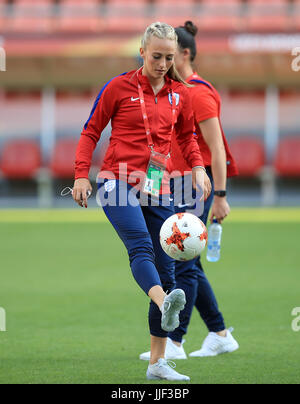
98, 180, 176, 338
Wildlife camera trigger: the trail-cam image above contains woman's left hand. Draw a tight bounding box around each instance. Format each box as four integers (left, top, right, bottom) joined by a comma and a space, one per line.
192, 167, 212, 201
210, 197, 230, 224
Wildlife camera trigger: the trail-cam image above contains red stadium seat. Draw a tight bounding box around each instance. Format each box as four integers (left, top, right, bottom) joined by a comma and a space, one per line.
246, 0, 290, 31
5, 0, 54, 33
148, 15, 196, 29
0, 140, 41, 179
274, 137, 300, 177
0, 0, 7, 10
246, 15, 291, 32
58, 0, 99, 10
56, 0, 103, 33
105, 15, 150, 34
14, 0, 54, 3
7, 16, 54, 33
292, 0, 300, 30
196, 0, 243, 31
152, 2, 197, 27
197, 15, 244, 32
247, 0, 288, 4
50, 138, 78, 179
200, 0, 242, 12
56, 16, 103, 33
152, 0, 195, 4
108, 0, 148, 3
104, 1, 149, 33
0, 2, 5, 32
12, 0, 54, 13
229, 137, 265, 177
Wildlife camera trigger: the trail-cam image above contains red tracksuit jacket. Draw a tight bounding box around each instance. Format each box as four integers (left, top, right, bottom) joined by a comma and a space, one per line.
75, 70, 204, 188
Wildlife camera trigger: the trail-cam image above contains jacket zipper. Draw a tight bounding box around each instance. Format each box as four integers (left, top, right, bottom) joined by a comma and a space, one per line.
152, 95, 159, 143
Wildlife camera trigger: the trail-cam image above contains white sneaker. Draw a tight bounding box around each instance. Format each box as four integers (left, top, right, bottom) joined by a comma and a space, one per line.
189, 328, 239, 357
139, 338, 187, 361
146, 358, 190, 381
161, 289, 186, 332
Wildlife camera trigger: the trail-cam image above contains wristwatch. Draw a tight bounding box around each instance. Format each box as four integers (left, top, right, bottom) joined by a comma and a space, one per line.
214, 190, 227, 197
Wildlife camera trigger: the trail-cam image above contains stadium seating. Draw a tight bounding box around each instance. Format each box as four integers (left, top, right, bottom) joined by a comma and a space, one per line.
0, 140, 41, 179
108, 0, 148, 3
56, 0, 103, 33
0, 1, 5, 32
196, 0, 244, 32
229, 136, 265, 177
151, 0, 199, 28
0, 0, 297, 34
6, 0, 54, 33
245, 0, 291, 32
104, 1, 149, 34
274, 137, 300, 177
196, 15, 244, 32
200, 0, 242, 12
50, 138, 78, 179
293, 0, 300, 30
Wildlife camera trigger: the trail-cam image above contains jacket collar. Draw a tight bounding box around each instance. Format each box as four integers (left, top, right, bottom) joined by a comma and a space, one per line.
130, 68, 173, 95
186, 72, 202, 83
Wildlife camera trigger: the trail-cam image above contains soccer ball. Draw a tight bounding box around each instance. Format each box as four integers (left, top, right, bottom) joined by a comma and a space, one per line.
160, 212, 208, 261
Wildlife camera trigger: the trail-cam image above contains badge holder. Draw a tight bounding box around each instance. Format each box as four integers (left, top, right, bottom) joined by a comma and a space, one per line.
142, 149, 170, 198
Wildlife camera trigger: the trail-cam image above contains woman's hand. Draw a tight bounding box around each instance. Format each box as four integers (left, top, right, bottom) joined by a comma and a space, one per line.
192, 167, 212, 201
73, 178, 93, 208
210, 197, 230, 224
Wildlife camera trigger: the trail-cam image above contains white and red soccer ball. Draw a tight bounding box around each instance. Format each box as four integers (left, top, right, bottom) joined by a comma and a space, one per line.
160, 212, 208, 261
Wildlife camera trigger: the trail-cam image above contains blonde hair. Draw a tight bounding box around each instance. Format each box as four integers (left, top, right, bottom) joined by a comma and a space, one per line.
141, 22, 190, 86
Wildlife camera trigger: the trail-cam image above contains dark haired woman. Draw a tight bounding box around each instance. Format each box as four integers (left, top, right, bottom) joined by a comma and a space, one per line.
140, 21, 239, 361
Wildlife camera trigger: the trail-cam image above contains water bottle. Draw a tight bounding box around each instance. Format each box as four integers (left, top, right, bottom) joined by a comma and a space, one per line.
206, 219, 222, 262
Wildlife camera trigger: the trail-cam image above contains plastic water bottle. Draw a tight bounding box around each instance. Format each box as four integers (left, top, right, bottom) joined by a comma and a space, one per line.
206, 219, 222, 262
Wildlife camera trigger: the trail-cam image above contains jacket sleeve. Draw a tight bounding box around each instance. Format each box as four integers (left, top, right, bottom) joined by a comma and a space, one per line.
75, 80, 118, 179
175, 89, 204, 168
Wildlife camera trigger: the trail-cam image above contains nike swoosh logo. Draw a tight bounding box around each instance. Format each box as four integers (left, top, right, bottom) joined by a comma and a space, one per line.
177, 202, 193, 208
131, 97, 140, 102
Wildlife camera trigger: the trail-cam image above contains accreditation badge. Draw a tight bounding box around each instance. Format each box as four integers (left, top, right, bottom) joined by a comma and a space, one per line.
142, 149, 169, 197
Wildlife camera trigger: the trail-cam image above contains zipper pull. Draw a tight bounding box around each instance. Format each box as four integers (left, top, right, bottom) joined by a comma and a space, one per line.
155, 97, 158, 104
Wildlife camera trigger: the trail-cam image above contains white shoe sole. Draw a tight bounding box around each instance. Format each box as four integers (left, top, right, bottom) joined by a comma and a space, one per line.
161, 289, 186, 332
146, 370, 190, 381
189, 342, 239, 357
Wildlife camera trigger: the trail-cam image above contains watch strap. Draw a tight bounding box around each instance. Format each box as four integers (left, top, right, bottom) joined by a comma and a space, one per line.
214, 190, 227, 197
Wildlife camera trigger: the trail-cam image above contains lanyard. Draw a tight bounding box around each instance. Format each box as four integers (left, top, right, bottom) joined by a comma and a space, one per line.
137, 73, 177, 154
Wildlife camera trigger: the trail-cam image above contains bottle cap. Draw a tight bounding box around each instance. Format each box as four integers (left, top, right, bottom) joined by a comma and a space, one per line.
213, 219, 218, 224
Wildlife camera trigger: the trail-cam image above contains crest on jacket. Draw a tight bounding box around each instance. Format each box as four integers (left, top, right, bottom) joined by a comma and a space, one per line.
168, 92, 180, 106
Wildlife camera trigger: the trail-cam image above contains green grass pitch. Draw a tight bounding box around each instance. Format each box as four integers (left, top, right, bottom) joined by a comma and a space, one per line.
0, 208, 300, 384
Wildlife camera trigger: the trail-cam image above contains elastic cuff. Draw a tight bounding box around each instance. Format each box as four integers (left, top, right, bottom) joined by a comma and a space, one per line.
75, 167, 90, 179
192, 166, 206, 172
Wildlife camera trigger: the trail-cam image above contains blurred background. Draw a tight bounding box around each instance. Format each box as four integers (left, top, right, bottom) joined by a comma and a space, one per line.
0, 0, 299, 208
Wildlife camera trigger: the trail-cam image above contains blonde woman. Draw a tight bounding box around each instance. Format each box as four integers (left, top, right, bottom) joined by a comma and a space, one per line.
73, 22, 211, 381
